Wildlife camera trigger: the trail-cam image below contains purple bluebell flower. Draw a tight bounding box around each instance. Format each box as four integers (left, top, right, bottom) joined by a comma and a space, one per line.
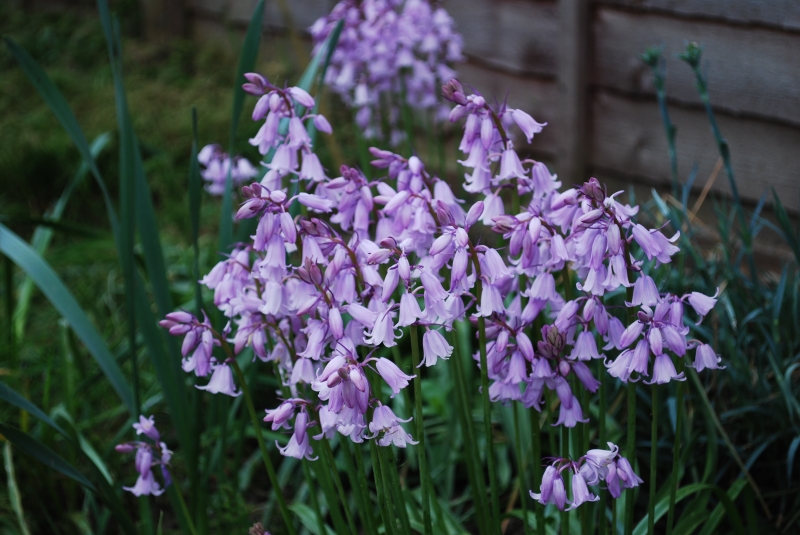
375, 357, 415, 396
196, 362, 241, 397
421, 329, 453, 366
692, 343, 724, 372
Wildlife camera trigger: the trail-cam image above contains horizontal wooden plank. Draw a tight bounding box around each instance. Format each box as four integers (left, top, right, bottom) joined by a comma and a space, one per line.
446, 0, 559, 77
190, 0, 334, 30
592, 7, 800, 127
589, 90, 800, 207
597, 0, 800, 32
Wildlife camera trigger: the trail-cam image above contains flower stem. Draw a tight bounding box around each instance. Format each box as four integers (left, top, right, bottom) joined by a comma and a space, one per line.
301, 460, 326, 535
561, 424, 570, 535
665, 359, 685, 535
369, 440, 396, 535
478, 312, 502, 535
530, 410, 545, 535
624, 382, 636, 535
341, 439, 378, 535
647, 384, 659, 535
384, 446, 413, 535
598, 359, 608, 535
320, 438, 359, 535
228, 359, 297, 535
450, 328, 490, 535
409, 324, 432, 535
514, 403, 530, 535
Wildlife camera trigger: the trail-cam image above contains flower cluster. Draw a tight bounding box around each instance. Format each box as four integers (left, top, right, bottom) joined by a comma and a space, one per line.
115, 416, 172, 496
198, 143, 258, 196
160, 67, 722, 480
530, 443, 642, 511
310, 0, 463, 143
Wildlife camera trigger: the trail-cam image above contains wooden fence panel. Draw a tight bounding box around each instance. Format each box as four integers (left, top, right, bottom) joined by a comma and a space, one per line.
598, 0, 800, 31
447, 0, 558, 77
592, 7, 800, 127
590, 90, 800, 205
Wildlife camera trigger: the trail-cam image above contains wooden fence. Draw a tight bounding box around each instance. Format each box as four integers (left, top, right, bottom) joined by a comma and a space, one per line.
184, 0, 800, 211
35, 0, 798, 210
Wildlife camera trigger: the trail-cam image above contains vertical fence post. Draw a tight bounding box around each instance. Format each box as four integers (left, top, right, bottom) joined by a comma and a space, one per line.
558, 0, 589, 184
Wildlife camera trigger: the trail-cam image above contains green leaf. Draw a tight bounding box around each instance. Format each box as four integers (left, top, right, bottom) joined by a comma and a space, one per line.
189, 108, 204, 316
0, 381, 67, 437
632, 482, 744, 535
13, 133, 111, 339
0, 223, 136, 414
4, 36, 120, 242
0, 422, 95, 490
220, 0, 266, 249
289, 503, 335, 535
696, 479, 747, 535
3, 442, 32, 535
50, 406, 114, 485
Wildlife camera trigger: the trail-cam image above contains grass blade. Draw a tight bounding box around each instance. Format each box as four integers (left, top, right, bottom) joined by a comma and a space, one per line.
632, 482, 744, 535
189, 109, 204, 315
13, 133, 111, 339
0, 422, 95, 490
0, 223, 135, 414
0, 381, 67, 437
220, 0, 266, 250
3, 442, 32, 535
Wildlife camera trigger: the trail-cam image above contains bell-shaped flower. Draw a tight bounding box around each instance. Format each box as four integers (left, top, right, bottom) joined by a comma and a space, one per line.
687, 289, 718, 317
567, 471, 598, 510
631, 275, 659, 307
375, 357, 415, 396
369, 404, 412, 435
123, 469, 165, 497
377, 424, 419, 448
645, 354, 685, 384
196, 363, 241, 397
421, 329, 453, 366
692, 343, 724, 372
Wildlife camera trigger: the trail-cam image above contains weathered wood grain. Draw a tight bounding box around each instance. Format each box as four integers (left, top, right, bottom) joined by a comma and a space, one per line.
598, 0, 800, 32
590, 90, 800, 206
558, 0, 589, 184
592, 7, 800, 126
446, 0, 559, 77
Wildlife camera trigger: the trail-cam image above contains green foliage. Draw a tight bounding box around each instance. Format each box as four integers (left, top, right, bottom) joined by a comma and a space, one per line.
1, 3, 799, 534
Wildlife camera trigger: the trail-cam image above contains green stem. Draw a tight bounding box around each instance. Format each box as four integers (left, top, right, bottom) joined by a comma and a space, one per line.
341, 439, 377, 535
384, 447, 412, 535
612, 497, 618, 535
647, 385, 658, 535
478, 312, 502, 535
310, 449, 350, 535
302, 461, 326, 535
530, 410, 545, 535
665, 359, 685, 535
409, 325, 432, 534
624, 382, 636, 535
377, 444, 399, 535
598, 359, 608, 535
229, 360, 297, 535
450, 329, 490, 535
514, 403, 530, 535
561, 424, 570, 535
369, 440, 396, 535
352, 441, 379, 535
320, 439, 359, 535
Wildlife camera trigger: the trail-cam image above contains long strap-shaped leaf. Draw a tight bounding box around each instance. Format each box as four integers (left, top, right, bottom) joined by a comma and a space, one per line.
0, 223, 135, 414
220, 0, 266, 250
0, 422, 95, 490
0, 381, 67, 437
13, 133, 111, 340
